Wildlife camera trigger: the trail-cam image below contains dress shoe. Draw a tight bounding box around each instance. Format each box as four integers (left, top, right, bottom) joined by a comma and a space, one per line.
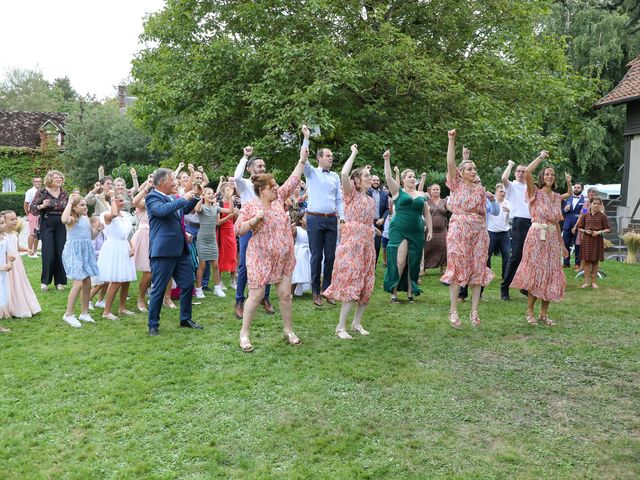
179, 319, 203, 329
234, 302, 244, 319
261, 298, 275, 314
313, 294, 324, 306
573, 264, 581, 272
202, 286, 212, 292
148, 327, 159, 336
519, 289, 529, 296
322, 294, 336, 305
501, 294, 510, 301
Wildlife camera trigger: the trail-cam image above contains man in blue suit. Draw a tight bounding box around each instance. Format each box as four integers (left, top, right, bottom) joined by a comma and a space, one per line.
146, 168, 203, 336
367, 175, 389, 264
562, 182, 585, 270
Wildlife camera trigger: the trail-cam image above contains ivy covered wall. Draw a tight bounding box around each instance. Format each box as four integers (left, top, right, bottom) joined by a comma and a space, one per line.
0, 146, 64, 191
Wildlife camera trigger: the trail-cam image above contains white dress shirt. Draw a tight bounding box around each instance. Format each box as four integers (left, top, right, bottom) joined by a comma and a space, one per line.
505, 181, 531, 219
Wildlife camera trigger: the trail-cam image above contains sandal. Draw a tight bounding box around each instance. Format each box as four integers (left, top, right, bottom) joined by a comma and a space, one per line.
407, 296, 415, 304
591, 284, 599, 289
119, 309, 135, 316
351, 324, 369, 336
580, 284, 589, 288
283, 331, 302, 346
335, 329, 353, 340
526, 313, 538, 325
137, 300, 148, 312
102, 313, 119, 321
449, 311, 461, 329
539, 315, 556, 326
240, 334, 254, 353
470, 311, 481, 327
390, 296, 399, 304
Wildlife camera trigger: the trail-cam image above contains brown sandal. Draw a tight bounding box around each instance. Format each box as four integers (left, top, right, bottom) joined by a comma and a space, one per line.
539, 315, 556, 326
526, 313, 538, 325
449, 311, 461, 329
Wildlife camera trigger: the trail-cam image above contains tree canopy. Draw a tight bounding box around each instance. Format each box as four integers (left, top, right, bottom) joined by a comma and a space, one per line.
131, 0, 605, 185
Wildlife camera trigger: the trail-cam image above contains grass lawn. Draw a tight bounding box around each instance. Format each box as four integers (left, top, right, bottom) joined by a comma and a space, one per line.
1, 256, 639, 479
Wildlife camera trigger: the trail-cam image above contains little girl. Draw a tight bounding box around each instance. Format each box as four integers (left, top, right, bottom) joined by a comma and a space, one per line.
0, 210, 41, 318
89, 215, 108, 309
291, 213, 312, 297
61, 194, 101, 328
577, 197, 611, 288
217, 181, 239, 290
97, 193, 137, 320
0, 213, 16, 332
194, 187, 233, 298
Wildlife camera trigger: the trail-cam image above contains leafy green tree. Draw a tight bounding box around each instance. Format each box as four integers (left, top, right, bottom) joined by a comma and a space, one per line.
63, 101, 156, 188
131, 0, 596, 185
0, 68, 60, 112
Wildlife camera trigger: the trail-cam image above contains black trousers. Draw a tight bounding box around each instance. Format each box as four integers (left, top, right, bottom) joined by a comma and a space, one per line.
40, 213, 67, 286
307, 215, 337, 295
562, 227, 581, 266
500, 217, 531, 297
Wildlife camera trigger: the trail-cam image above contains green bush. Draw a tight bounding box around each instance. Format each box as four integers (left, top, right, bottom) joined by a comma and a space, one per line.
0, 192, 26, 214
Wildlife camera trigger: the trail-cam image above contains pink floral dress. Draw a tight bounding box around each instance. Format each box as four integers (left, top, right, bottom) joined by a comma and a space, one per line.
511, 189, 566, 301
323, 183, 376, 303
235, 175, 299, 289
440, 175, 494, 286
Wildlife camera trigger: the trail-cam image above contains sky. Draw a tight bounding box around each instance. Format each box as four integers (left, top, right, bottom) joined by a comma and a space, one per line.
0, 0, 166, 100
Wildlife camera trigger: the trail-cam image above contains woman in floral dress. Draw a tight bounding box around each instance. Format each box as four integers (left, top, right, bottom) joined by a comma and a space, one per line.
510, 151, 569, 325
441, 130, 495, 328
323, 145, 376, 339
234, 148, 308, 352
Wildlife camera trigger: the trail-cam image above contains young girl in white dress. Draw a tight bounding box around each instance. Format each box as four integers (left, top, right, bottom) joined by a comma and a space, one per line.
291, 213, 312, 297
97, 193, 137, 320
0, 213, 16, 333
61, 194, 102, 328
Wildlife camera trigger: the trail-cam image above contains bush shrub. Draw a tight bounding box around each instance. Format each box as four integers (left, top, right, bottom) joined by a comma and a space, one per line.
0, 192, 26, 215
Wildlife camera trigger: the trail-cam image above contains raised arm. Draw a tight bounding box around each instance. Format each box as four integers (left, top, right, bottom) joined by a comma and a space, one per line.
340, 144, 358, 195
133, 175, 153, 209
501, 160, 515, 188
383, 150, 400, 197
146, 193, 191, 218
102, 196, 119, 225
418, 172, 426, 193
446, 129, 457, 184
174, 162, 185, 176
199, 166, 209, 187
561, 173, 572, 200
524, 150, 549, 199
130, 167, 140, 196
234, 147, 252, 181
61, 193, 78, 225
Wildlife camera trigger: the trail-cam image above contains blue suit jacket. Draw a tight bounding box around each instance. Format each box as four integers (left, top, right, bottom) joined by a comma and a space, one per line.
146, 189, 199, 258
366, 188, 390, 222
562, 195, 585, 230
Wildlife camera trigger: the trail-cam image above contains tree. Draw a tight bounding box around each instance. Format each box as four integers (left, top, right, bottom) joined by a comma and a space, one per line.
131, 0, 596, 185
63, 101, 156, 188
0, 69, 83, 113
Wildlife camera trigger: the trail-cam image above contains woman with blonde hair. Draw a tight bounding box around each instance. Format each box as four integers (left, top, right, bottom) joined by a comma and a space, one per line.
29, 169, 68, 291
383, 151, 433, 303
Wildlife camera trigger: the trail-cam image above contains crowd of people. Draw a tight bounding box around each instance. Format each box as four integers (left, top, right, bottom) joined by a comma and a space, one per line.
0, 126, 612, 346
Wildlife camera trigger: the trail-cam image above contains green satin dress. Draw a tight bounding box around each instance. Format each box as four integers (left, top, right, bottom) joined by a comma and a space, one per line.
383, 189, 425, 296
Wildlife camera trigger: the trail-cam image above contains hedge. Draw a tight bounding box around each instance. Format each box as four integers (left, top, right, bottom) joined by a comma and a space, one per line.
0, 192, 26, 215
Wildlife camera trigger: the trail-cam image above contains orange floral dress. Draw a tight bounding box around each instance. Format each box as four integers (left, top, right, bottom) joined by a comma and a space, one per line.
440, 175, 494, 286
235, 175, 299, 289
511, 189, 566, 301
323, 183, 376, 303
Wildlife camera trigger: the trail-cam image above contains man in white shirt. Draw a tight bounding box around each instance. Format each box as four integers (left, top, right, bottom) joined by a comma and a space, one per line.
487, 183, 511, 279
24, 177, 42, 257
500, 160, 531, 301
301, 125, 345, 306
233, 146, 274, 318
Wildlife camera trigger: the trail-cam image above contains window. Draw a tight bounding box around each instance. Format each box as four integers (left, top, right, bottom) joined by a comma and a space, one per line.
2, 178, 16, 192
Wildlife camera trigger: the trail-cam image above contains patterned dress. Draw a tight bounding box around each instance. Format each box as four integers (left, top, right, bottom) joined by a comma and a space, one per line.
577, 211, 610, 262
440, 175, 494, 286
423, 198, 448, 269
511, 189, 565, 301
235, 175, 299, 289
323, 183, 376, 303
62, 217, 99, 280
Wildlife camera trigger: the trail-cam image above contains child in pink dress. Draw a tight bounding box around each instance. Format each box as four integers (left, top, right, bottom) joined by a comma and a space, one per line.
0, 214, 16, 332
323, 144, 377, 339
0, 210, 41, 318
510, 151, 569, 325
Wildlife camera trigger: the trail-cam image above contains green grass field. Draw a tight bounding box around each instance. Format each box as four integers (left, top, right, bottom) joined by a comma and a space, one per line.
1, 256, 639, 479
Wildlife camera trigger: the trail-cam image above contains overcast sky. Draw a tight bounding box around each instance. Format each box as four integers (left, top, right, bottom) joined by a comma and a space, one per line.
0, 0, 166, 99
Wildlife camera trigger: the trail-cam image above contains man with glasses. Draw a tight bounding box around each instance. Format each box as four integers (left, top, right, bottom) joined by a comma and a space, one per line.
500, 161, 531, 301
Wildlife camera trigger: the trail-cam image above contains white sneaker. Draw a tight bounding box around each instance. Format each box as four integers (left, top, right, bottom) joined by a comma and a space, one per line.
214, 285, 226, 297
218, 283, 228, 290
194, 287, 206, 299
230, 280, 237, 290
28, 254, 39, 259
63, 314, 82, 328
56, 284, 65, 291
95, 300, 106, 308
88, 302, 94, 310
78, 313, 95, 323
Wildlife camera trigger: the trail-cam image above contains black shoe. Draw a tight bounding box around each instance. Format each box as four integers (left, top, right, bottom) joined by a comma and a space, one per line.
500, 294, 510, 301
202, 286, 212, 292
180, 319, 203, 329
148, 327, 159, 336
519, 289, 529, 296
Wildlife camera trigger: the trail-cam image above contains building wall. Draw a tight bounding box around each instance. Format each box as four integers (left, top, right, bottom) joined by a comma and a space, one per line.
617, 134, 640, 230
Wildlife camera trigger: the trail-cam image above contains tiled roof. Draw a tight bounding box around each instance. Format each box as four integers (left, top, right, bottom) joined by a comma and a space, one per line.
595, 55, 640, 108
0, 111, 66, 148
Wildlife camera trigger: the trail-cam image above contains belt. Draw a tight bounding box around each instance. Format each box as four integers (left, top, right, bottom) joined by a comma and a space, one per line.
306, 211, 336, 217
531, 222, 553, 241
185, 221, 200, 227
